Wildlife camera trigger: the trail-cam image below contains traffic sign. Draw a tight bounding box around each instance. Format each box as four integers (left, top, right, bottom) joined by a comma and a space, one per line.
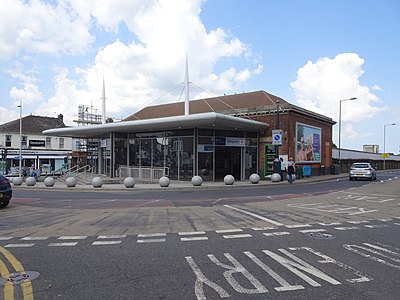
272, 129, 283, 146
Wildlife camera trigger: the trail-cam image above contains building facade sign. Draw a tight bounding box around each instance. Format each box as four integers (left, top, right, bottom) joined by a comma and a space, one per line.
29, 140, 45, 147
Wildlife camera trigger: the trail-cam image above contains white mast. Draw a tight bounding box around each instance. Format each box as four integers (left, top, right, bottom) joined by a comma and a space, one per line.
102, 76, 106, 124
184, 55, 189, 116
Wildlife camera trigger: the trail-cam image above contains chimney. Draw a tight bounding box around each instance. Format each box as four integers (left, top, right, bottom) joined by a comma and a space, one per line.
58, 114, 64, 122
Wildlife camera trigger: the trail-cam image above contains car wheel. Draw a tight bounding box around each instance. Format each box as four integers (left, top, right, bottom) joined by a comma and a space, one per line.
0, 200, 10, 208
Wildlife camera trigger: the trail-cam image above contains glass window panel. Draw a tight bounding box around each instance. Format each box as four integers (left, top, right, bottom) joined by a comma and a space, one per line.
198, 129, 214, 136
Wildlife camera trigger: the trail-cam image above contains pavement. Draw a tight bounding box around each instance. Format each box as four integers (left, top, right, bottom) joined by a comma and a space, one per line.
10, 173, 350, 192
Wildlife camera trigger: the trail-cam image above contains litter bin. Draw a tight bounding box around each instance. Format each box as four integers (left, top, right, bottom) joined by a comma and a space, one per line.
330, 164, 340, 175
273, 158, 281, 174
295, 167, 303, 179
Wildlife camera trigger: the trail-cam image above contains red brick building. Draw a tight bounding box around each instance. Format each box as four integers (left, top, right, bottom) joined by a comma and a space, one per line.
45, 90, 335, 180
125, 90, 335, 177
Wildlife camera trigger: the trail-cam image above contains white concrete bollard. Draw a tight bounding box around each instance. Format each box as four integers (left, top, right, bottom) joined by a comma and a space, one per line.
224, 174, 235, 185
249, 173, 260, 184
12, 177, 23, 186
66, 177, 77, 187
25, 177, 36, 186
92, 176, 103, 188
191, 175, 203, 186
124, 177, 136, 188
159, 176, 170, 187
44, 177, 55, 187
271, 173, 281, 182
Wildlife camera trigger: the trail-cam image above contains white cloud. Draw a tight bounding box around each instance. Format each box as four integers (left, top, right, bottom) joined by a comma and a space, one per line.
1, 0, 262, 124
290, 53, 384, 124
10, 82, 43, 105
34, 68, 91, 124
0, 0, 93, 60
372, 84, 382, 91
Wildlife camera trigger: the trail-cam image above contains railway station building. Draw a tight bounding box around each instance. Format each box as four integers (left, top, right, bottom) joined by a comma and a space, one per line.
44, 90, 335, 181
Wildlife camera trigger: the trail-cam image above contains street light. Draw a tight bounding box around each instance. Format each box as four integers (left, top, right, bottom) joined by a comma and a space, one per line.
18, 100, 22, 177
383, 122, 396, 170
338, 97, 357, 170
276, 99, 280, 158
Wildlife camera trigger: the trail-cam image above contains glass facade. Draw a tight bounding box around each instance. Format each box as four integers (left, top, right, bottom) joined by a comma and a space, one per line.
106, 128, 258, 181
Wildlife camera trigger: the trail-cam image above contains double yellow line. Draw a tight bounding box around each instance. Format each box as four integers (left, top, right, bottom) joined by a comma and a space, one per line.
0, 246, 33, 300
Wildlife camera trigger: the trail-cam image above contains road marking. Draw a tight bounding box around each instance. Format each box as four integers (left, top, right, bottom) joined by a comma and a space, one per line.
0, 246, 34, 300
4, 244, 35, 248
347, 221, 369, 224
215, 229, 243, 233
223, 234, 252, 239
263, 232, 290, 237
285, 224, 311, 229
58, 236, 87, 240
364, 224, 389, 229
334, 226, 359, 231
0, 237, 13, 241
287, 203, 378, 216
21, 236, 49, 241
92, 241, 122, 246
299, 229, 326, 233
344, 243, 400, 270
379, 218, 393, 222
179, 231, 206, 235
137, 239, 166, 243
252, 227, 278, 231
224, 205, 284, 226
181, 237, 208, 242
138, 233, 166, 238
319, 222, 341, 226
97, 235, 127, 239
48, 242, 78, 247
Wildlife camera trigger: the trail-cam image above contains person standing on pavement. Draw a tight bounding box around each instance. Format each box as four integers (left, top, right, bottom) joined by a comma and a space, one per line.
286, 157, 296, 183
280, 157, 286, 181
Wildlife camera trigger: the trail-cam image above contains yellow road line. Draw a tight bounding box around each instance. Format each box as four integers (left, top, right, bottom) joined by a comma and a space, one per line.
0, 258, 14, 300
0, 246, 33, 300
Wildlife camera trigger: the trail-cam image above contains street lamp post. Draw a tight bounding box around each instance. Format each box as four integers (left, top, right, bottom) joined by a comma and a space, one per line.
18, 100, 22, 177
338, 97, 357, 171
276, 99, 280, 158
383, 123, 396, 170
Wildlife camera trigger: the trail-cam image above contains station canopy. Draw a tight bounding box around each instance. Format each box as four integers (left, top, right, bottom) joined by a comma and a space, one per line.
43, 112, 268, 138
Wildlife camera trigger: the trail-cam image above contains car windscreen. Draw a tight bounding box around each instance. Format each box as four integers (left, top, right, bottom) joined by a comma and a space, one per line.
352, 164, 370, 168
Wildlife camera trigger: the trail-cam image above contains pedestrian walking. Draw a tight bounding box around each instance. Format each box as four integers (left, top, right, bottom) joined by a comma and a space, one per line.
286, 157, 295, 183
280, 157, 286, 181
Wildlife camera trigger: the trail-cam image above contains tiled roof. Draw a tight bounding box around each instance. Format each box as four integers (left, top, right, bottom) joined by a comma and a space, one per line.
0, 115, 66, 135
123, 90, 333, 123
124, 90, 287, 121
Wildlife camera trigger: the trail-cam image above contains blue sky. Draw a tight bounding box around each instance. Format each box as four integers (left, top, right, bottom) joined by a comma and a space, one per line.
0, 0, 399, 154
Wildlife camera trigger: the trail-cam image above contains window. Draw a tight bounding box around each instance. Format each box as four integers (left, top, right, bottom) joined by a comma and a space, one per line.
59, 138, 64, 149
46, 137, 51, 149
22, 136, 27, 148
5, 135, 11, 147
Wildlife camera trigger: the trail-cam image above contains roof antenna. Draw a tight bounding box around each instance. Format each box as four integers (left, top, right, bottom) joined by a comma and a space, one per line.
184, 54, 189, 116
102, 76, 106, 124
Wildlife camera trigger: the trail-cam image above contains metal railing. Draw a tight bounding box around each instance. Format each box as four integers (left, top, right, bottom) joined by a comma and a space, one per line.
117, 166, 168, 182
56, 164, 96, 184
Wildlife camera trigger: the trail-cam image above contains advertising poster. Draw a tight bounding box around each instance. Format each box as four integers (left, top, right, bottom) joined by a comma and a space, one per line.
296, 123, 321, 162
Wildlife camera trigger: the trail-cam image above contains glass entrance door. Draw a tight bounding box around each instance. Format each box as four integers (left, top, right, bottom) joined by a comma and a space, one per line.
215, 147, 241, 180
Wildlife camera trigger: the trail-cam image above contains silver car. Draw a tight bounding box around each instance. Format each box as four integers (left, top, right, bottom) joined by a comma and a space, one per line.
349, 162, 377, 181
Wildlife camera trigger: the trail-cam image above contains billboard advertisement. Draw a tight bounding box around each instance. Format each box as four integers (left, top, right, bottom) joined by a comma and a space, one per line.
296, 123, 321, 162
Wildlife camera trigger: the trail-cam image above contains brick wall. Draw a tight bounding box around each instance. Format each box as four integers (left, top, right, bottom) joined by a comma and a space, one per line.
248, 111, 333, 176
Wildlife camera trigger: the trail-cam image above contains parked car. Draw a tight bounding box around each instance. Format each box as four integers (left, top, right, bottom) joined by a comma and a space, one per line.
349, 162, 377, 181
0, 175, 12, 208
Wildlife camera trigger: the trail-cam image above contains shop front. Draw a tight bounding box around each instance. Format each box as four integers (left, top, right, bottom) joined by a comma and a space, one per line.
43, 112, 268, 181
